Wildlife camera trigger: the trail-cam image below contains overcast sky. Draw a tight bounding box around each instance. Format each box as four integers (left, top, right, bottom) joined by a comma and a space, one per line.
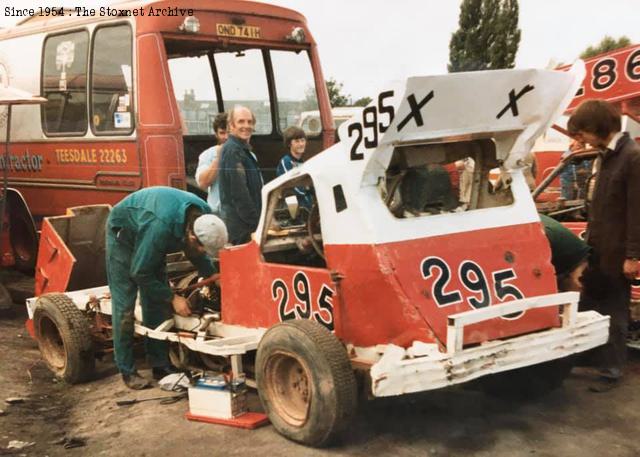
1, 0, 638, 99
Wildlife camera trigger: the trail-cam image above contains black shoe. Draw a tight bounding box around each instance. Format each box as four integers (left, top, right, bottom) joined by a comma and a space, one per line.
588, 376, 620, 393
152, 366, 180, 381
122, 371, 152, 390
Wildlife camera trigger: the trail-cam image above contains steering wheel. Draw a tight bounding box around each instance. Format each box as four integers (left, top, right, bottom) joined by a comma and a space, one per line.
306, 202, 325, 260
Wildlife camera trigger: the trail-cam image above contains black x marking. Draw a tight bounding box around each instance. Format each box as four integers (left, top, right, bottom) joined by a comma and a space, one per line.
496, 84, 535, 119
397, 91, 435, 132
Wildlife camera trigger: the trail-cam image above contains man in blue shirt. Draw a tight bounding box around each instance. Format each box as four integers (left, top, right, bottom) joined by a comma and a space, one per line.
106, 187, 227, 389
276, 126, 313, 209
195, 113, 228, 215
219, 106, 264, 245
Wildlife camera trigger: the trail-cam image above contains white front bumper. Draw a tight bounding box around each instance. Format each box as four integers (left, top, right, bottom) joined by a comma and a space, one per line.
370, 292, 610, 397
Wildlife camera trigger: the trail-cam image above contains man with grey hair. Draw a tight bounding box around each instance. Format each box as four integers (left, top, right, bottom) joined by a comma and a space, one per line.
218, 105, 264, 245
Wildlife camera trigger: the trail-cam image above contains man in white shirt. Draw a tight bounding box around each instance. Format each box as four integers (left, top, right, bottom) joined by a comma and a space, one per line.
195, 113, 228, 215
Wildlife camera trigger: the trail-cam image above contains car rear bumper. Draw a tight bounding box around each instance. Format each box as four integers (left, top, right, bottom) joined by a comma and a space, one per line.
369, 292, 609, 397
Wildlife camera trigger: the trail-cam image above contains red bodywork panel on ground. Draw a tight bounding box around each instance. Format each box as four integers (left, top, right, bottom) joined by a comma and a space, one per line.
35, 218, 75, 296
220, 222, 559, 349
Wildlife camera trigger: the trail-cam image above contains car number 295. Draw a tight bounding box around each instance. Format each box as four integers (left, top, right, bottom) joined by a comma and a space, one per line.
271, 272, 335, 330
421, 256, 525, 319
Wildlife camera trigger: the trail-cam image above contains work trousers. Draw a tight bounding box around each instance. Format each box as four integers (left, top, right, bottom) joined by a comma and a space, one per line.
580, 267, 631, 375
106, 219, 171, 376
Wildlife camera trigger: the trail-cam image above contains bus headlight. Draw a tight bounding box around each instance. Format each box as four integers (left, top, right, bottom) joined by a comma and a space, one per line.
286, 27, 305, 43
179, 16, 200, 34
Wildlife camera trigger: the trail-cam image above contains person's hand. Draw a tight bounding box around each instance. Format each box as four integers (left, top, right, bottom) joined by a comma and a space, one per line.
623, 259, 639, 281
569, 139, 585, 153
171, 294, 191, 317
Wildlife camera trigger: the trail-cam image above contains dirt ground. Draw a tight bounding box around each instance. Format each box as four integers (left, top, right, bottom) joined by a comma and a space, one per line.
1, 276, 639, 457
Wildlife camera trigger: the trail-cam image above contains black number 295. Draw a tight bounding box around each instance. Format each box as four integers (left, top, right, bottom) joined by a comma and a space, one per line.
421, 257, 524, 316
349, 90, 395, 160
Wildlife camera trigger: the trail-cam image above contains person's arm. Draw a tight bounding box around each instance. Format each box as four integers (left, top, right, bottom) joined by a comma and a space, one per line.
185, 250, 216, 277
195, 147, 219, 190
276, 157, 285, 177
624, 152, 640, 279
277, 155, 294, 177
228, 150, 260, 228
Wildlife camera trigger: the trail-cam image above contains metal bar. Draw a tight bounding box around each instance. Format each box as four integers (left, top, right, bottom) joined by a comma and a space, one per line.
230, 355, 243, 379
532, 158, 567, 199
1, 105, 12, 232
446, 292, 579, 353
547, 204, 586, 217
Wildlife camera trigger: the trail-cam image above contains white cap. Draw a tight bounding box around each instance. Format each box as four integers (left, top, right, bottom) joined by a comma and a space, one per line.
193, 214, 228, 257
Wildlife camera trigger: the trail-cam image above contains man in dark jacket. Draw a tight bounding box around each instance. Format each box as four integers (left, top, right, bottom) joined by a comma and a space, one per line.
106, 187, 227, 389
568, 99, 640, 392
219, 105, 264, 245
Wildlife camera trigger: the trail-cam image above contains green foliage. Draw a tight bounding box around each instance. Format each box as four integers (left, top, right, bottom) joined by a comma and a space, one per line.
303, 77, 352, 110
326, 78, 350, 107
580, 36, 631, 59
352, 96, 372, 107
448, 0, 521, 72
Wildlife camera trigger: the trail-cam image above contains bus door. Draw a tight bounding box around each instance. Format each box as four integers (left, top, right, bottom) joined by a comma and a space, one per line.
166, 41, 326, 186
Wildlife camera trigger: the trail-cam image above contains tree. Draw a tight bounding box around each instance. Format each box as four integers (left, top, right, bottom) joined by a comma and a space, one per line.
302, 78, 352, 110
448, 0, 521, 73
580, 36, 631, 59
326, 78, 350, 107
352, 96, 372, 107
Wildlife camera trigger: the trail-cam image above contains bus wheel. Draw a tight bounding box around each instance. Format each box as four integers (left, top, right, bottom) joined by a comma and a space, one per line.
481, 356, 574, 399
256, 319, 357, 447
33, 294, 95, 384
9, 203, 38, 274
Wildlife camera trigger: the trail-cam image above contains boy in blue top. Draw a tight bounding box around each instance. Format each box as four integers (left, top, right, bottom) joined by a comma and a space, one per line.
195, 113, 229, 215
276, 126, 313, 209
106, 187, 227, 389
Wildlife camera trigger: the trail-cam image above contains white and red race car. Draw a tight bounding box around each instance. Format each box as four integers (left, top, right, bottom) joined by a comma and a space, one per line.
27, 64, 609, 447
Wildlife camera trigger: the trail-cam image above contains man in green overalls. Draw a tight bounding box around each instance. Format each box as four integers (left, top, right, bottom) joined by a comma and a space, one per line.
540, 214, 591, 292
106, 186, 227, 389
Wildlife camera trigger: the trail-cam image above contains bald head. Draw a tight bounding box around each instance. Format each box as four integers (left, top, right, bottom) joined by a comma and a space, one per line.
228, 105, 255, 143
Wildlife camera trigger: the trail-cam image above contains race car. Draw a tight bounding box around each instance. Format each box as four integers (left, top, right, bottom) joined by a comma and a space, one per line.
27, 63, 610, 447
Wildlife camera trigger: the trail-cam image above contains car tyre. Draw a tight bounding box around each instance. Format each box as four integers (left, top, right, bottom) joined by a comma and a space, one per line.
256, 319, 357, 447
33, 293, 95, 383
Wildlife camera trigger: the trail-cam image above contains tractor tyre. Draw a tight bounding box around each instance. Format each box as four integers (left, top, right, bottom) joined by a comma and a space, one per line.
256, 319, 357, 447
33, 293, 95, 383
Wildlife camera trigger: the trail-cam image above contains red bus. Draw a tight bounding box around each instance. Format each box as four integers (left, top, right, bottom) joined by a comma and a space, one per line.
0, 0, 334, 271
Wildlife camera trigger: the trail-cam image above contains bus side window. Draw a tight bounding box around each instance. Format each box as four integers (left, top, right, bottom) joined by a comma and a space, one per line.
42, 30, 89, 135
91, 24, 133, 134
